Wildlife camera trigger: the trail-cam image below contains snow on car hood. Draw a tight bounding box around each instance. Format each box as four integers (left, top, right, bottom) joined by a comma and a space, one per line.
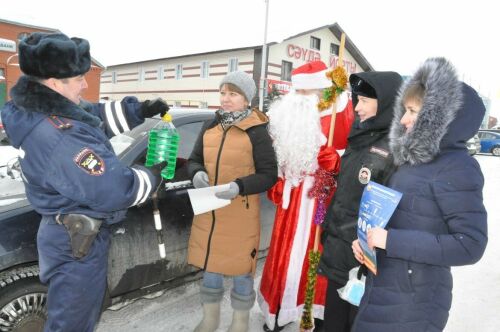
0, 145, 26, 208
0, 145, 19, 167
0, 176, 26, 209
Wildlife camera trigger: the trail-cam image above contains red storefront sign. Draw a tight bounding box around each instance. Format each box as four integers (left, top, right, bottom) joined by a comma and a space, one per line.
267, 79, 292, 94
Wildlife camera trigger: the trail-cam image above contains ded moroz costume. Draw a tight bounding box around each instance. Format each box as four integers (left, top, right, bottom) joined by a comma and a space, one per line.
258, 61, 354, 330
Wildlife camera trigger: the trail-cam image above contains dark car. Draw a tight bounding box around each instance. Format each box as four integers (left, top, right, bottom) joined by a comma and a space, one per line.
477, 130, 500, 156
0, 108, 276, 331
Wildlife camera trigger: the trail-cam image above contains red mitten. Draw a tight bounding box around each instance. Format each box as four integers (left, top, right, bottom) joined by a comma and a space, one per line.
267, 177, 284, 205
332, 100, 354, 150
317, 146, 340, 172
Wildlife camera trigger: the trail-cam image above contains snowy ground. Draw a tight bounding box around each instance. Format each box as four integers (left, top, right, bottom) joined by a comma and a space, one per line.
96, 154, 500, 332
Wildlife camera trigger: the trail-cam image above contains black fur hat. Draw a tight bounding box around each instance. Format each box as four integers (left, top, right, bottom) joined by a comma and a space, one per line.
19, 32, 91, 79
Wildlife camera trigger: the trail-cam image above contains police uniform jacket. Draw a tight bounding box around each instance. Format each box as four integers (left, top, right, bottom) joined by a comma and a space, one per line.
1, 76, 157, 224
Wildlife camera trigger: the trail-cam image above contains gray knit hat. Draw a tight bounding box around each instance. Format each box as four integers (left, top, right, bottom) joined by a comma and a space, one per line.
219, 71, 256, 103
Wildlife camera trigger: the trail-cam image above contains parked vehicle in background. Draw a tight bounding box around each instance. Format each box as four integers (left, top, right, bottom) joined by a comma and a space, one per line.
482, 128, 500, 134
0, 108, 276, 330
0, 112, 20, 179
466, 134, 481, 155
0, 112, 9, 145
477, 130, 500, 156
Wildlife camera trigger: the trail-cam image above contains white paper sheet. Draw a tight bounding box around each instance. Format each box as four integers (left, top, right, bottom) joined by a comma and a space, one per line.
187, 184, 231, 215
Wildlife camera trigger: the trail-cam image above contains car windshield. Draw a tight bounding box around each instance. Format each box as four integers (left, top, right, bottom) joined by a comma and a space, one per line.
109, 118, 157, 157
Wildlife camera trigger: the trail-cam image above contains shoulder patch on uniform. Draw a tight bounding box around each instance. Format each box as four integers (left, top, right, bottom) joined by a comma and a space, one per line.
370, 146, 389, 158
47, 116, 73, 130
74, 148, 105, 176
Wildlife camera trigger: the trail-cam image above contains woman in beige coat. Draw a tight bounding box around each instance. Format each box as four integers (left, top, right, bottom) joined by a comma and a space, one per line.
188, 71, 277, 332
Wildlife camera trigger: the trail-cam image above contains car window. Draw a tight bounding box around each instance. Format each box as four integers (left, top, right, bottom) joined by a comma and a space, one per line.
168, 121, 204, 182
110, 119, 156, 157
109, 134, 136, 155
128, 120, 206, 182
176, 121, 203, 159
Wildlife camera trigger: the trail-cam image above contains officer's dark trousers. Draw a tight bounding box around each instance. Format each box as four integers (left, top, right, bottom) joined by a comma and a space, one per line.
38, 216, 110, 332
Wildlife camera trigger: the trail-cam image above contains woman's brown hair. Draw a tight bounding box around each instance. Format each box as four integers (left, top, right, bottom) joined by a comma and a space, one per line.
221, 83, 248, 102
403, 83, 425, 104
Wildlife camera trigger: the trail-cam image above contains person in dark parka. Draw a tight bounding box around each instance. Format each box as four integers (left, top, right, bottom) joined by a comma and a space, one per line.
352, 57, 488, 332
318, 71, 402, 332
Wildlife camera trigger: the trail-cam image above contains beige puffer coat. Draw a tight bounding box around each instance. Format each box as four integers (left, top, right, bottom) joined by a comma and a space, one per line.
187, 110, 277, 276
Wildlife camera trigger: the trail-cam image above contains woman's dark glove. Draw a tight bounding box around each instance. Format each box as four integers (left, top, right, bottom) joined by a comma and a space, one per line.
141, 98, 169, 118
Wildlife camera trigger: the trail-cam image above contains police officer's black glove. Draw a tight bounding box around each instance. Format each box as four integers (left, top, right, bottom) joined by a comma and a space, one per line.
147, 161, 168, 190
141, 98, 169, 118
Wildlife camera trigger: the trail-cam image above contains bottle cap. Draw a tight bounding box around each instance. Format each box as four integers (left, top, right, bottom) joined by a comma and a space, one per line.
161, 113, 172, 122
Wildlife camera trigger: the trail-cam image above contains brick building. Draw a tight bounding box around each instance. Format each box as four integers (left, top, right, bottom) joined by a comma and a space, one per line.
0, 18, 104, 107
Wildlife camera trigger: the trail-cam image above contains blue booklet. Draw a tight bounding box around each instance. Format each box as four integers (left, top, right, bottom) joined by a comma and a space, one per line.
357, 181, 402, 275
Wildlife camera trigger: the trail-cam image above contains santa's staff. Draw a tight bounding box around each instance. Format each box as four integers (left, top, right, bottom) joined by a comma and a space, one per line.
300, 33, 348, 332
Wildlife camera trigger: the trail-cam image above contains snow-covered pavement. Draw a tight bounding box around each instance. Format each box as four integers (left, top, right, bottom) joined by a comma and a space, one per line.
96, 154, 500, 332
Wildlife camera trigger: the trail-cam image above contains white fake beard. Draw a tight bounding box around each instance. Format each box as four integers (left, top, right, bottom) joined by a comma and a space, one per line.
268, 91, 326, 187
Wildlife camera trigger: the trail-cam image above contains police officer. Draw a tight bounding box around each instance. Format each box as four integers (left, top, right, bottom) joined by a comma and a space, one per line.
1, 32, 169, 331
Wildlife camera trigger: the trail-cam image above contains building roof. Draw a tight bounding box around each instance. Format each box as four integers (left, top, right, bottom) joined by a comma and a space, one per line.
106, 22, 373, 71
108, 44, 273, 67
283, 23, 374, 72
0, 18, 105, 69
0, 18, 58, 32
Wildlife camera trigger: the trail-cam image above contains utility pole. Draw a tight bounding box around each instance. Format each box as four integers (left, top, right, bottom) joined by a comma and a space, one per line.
259, 0, 270, 111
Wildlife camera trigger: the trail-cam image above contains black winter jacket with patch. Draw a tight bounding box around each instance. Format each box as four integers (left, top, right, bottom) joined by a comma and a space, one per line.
318, 71, 402, 285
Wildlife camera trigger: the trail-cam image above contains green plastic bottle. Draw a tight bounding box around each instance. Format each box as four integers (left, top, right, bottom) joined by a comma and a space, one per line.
145, 113, 180, 179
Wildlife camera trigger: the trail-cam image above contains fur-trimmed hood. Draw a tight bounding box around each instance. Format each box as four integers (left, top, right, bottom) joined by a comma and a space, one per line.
4, 75, 101, 148
390, 57, 485, 165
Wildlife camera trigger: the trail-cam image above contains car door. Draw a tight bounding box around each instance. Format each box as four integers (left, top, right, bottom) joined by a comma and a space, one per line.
107, 115, 212, 298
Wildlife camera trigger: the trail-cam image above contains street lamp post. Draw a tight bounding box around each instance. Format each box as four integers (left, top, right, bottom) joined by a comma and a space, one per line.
258, 0, 270, 111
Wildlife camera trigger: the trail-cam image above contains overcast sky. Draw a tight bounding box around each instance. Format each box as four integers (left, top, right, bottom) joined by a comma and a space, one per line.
3, 0, 499, 116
